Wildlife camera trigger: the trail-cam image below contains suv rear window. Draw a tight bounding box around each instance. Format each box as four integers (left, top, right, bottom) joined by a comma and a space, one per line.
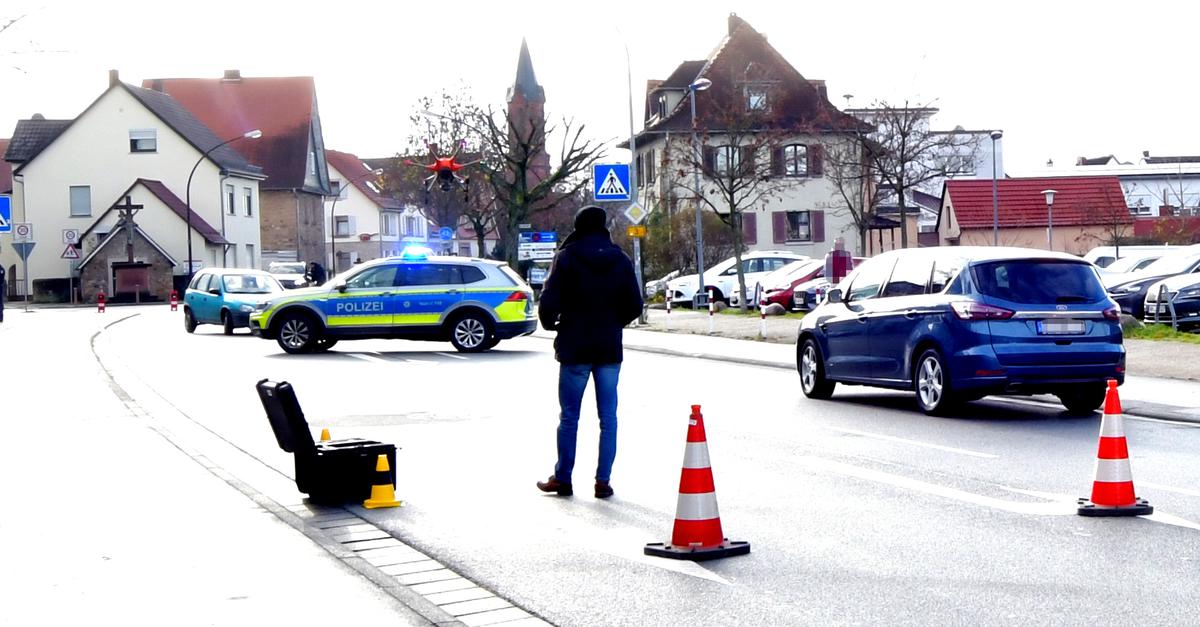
971, 260, 1106, 304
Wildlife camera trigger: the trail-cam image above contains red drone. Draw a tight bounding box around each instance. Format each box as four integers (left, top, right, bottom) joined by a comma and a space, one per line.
404, 141, 478, 203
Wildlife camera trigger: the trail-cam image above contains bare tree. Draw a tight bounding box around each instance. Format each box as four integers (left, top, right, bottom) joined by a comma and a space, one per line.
1073, 184, 1134, 256
856, 101, 981, 248
471, 106, 608, 267
823, 134, 887, 256
670, 104, 798, 310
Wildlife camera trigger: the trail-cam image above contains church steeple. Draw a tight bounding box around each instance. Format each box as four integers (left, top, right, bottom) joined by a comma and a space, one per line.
508, 38, 545, 104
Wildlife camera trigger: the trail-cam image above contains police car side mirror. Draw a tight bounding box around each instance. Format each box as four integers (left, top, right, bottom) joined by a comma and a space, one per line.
332, 278, 347, 293
826, 288, 843, 304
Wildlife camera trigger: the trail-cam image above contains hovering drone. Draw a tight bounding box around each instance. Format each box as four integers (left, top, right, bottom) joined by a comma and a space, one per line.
404, 141, 478, 203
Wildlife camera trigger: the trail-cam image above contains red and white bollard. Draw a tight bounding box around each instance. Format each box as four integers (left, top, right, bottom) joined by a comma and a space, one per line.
760, 303, 767, 338
707, 289, 715, 335
169, 289, 179, 312
665, 292, 671, 331
97, 293, 106, 314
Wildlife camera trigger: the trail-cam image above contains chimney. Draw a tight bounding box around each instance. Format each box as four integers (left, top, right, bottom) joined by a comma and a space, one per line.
108, 69, 120, 87
222, 69, 242, 82
150, 79, 164, 92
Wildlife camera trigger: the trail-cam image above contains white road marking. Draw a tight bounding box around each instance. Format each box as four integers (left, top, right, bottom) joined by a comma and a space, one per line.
828, 427, 999, 459
1144, 512, 1200, 531
1140, 481, 1200, 498
347, 353, 390, 364
405, 358, 437, 364
573, 528, 732, 586
436, 352, 469, 360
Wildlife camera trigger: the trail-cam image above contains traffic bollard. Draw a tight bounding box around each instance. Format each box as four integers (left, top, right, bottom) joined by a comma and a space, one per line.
760, 304, 767, 338
665, 293, 671, 331
708, 289, 715, 335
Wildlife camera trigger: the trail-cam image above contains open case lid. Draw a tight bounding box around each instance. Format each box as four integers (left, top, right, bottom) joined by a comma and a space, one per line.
256, 379, 317, 454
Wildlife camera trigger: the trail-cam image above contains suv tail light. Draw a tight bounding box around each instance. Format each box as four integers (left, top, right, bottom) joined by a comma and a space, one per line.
505, 291, 529, 302
1102, 306, 1120, 321
951, 301, 1014, 321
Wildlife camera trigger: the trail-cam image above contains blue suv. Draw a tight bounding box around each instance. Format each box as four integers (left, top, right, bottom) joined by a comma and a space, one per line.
796, 247, 1124, 415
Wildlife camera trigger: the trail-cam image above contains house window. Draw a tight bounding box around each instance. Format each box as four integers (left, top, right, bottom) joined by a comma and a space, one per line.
226, 184, 236, 215
656, 94, 669, 118
334, 216, 351, 237
645, 149, 656, 184
69, 185, 91, 217
330, 180, 343, 198
244, 188, 253, 217
383, 214, 399, 237
308, 150, 318, 176
405, 216, 419, 236
715, 145, 740, 176
366, 181, 381, 194
786, 211, 811, 242
783, 145, 808, 177
246, 244, 255, 268
746, 87, 769, 111
129, 129, 157, 153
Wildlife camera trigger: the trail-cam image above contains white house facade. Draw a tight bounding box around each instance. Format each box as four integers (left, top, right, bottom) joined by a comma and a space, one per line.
324, 151, 428, 272
1, 74, 264, 298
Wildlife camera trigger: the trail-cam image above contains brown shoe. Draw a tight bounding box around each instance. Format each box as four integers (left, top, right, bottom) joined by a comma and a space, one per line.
594, 481, 614, 499
537, 475, 573, 496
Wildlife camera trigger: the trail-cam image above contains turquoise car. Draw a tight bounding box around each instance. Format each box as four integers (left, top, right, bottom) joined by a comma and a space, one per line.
184, 269, 284, 335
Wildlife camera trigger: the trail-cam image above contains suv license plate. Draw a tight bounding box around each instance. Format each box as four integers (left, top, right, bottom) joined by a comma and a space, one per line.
1038, 319, 1085, 335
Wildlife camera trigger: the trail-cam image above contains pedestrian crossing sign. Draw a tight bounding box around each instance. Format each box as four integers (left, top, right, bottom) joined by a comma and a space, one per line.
592, 164, 631, 201
61, 244, 80, 259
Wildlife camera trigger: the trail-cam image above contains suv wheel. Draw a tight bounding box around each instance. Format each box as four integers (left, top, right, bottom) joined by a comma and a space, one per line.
914, 348, 957, 415
798, 338, 835, 399
449, 312, 494, 353
1057, 384, 1106, 415
276, 311, 320, 354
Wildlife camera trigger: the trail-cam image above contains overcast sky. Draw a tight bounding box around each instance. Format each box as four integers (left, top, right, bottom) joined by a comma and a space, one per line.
1, 0, 1193, 174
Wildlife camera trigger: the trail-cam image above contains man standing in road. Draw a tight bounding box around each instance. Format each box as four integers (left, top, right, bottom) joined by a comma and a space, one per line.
536, 206, 643, 499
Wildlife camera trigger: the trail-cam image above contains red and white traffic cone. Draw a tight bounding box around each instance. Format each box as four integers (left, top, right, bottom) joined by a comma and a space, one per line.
97, 293, 106, 314
1078, 380, 1153, 517
169, 289, 178, 311
645, 405, 750, 561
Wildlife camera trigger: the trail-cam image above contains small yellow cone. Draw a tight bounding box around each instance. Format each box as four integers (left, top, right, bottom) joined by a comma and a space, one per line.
319, 428, 331, 442
363, 454, 402, 509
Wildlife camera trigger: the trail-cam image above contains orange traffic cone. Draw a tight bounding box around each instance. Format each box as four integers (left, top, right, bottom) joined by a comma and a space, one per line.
1078, 380, 1153, 517
363, 454, 402, 509
319, 428, 331, 442
645, 405, 750, 561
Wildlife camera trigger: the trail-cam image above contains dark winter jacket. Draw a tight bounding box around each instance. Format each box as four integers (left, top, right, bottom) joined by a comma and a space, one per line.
538, 231, 643, 364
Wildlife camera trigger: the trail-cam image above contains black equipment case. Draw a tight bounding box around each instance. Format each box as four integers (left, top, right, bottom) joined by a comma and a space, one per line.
256, 379, 396, 503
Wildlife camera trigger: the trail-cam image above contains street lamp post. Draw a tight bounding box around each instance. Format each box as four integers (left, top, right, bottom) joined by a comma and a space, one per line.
1042, 189, 1057, 251
688, 77, 712, 306
990, 130, 1003, 246
329, 169, 384, 273
185, 129, 262, 278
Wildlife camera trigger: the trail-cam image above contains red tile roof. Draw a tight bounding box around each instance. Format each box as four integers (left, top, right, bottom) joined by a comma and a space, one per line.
945, 176, 1131, 230
325, 149, 401, 209
142, 75, 323, 192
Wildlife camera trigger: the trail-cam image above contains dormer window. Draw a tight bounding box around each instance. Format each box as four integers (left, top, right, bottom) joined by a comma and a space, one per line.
656, 94, 669, 118
129, 129, 157, 153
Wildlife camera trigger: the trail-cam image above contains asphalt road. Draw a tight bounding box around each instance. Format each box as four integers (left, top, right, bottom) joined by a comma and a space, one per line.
94, 307, 1200, 626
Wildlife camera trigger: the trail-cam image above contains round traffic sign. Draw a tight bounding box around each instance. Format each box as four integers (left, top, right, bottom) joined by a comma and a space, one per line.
14, 223, 32, 240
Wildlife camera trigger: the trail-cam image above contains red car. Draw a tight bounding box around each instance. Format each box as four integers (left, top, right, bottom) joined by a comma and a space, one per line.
756, 259, 825, 309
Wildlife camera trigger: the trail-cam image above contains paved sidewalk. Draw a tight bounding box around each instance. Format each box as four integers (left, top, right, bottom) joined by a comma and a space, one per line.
584, 307, 1200, 423
0, 307, 435, 626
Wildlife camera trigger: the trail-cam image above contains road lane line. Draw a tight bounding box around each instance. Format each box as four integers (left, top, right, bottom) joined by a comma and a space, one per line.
573, 528, 731, 586
436, 352, 469, 360
405, 358, 437, 364
1144, 512, 1200, 531
1140, 482, 1200, 498
347, 353, 390, 364
828, 427, 999, 459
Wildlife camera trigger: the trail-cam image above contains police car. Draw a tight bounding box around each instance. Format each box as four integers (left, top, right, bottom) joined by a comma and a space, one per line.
249, 248, 537, 354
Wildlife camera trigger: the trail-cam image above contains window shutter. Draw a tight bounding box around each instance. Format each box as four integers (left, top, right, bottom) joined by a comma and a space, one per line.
743, 212, 757, 245
348, 216, 357, 235
772, 211, 786, 244
809, 144, 824, 177
771, 147, 784, 177
702, 146, 715, 174
811, 210, 825, 243
740, 146, 755, 176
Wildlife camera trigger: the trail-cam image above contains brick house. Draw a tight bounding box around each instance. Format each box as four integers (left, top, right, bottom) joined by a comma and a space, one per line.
143, 70, 332, 268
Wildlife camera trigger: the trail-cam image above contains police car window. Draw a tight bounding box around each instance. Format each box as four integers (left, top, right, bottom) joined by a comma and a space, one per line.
459, 266, 486, 284
347, 265, 399, 289
400, 264, 460, 286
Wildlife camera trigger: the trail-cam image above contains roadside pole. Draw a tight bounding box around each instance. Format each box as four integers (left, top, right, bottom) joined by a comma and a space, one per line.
624, 41, 647, 325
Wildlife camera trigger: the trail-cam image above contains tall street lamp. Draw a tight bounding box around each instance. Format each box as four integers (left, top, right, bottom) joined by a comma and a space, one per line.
329, 169, 384, 272
990, 130, 1002, 246
688, 77, 712, 305
1041, 189, 1057, 251
185, 129, 262, 277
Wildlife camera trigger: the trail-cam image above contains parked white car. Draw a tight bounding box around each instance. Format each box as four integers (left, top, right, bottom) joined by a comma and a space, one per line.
1084, 245, 1178, 269
666, 251, 807, 306
645, 270, 682, 298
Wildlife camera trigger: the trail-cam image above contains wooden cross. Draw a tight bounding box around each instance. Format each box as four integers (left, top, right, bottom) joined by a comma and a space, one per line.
112, 195, 144, 262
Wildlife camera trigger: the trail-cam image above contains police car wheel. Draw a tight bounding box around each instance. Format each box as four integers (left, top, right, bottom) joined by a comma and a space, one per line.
449, 312, 494, 353
277, 312, 319, 354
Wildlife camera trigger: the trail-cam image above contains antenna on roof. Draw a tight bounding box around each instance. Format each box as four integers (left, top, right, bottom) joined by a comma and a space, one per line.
842, 94, 853, 108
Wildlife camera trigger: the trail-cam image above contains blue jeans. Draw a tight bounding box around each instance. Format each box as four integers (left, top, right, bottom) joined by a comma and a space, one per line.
555, 363, 621, 484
